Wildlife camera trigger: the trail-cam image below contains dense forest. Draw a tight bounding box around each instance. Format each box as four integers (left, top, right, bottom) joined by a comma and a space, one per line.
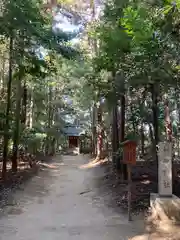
0, 0, 88, 177
0, 0, 180, 189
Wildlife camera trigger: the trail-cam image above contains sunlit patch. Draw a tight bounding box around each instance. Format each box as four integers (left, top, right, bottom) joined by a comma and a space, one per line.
142, 175, 148, 178
51, 169, 60, 173
79, 158, 108, 169
141, 180, 151, 184
55, 162, 65, 166
39, 163, 58, 169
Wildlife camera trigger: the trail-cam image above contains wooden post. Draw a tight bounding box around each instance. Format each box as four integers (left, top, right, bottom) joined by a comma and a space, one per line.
121, 140, 136, 221
127, 164, 132, 221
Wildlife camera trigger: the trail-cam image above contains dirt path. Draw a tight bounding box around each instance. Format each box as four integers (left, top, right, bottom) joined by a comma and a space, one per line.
0, 155, 144, 240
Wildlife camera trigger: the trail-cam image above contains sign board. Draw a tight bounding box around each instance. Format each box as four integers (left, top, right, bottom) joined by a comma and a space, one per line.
121, 140, 137, 221
122, 140, 136, 165
158, 142, 172, 197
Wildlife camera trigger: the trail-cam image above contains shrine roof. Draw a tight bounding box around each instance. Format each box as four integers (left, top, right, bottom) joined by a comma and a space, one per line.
63, 125, 85, 136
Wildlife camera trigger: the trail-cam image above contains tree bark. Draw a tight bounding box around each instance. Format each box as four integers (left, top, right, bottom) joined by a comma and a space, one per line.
140, 121, 145, 156
12, 71, 22, 172
21, 81, 27, 125
112, 102, 119, 168
12, 32, 25, 172
120, 94, 125, 142
28, 91, 34, 128
151, 83, 159, 164
0, 53, 5, 96
90, 0, 98, 157
140, 89, 146, 157
120, 88, 127, 179
92, 102, 97, 156
96, 101, 103, 159
45, 85, 53, 155
130, 104, 136, 134
164, 99, 172, 142
2, 35, 13, 178
175, 88, 180, 156
148, 123, 154, 147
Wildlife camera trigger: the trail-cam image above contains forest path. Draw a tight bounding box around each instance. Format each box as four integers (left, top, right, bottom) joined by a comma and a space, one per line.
0, 154, 144, 240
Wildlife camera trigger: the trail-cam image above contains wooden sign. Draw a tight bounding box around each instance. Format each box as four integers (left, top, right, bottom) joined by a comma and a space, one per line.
121, 140, 136, 221
122, 140, 137, 165
158, 142, 172, 197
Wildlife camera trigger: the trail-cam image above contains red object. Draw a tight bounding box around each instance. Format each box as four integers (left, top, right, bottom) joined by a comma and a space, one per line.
69, 136, 79, 148
122, 140, 137, 165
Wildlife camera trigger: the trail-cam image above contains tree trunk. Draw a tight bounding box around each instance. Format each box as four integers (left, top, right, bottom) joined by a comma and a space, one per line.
96, 101, 103, 160
12, 71, 22, 172
2, 35, 13, 178
92, 102, 97, 156
0, 53, 5, 96
140, 89, 146, 157
164, 99, 172, 142
151, 83, 159, 164
120, 91, 127, 179
176, 89, 180, 156
12, 33, 24, 171
130, 105, 136, 134
90, 0, 97, 157
140, 121, 145, 156
28, 91, 34, 128
45, 85, 53, 155
120, 94, 125, 142
51, 137, 56, 155
21, 81, 27, 125
148, 123, 154, 147
112, 102, 119, 168
0, 53, 6, 144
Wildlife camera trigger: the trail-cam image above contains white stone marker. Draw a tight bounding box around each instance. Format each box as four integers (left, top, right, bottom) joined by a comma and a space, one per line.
158, 142, 172, 197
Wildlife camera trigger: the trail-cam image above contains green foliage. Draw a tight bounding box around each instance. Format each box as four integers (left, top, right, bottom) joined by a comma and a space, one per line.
0, 0, 87, 162
2, 0, 180, 163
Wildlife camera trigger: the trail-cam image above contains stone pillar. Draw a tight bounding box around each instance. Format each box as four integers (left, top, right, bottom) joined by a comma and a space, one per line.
149, 142, 180, 231
158, 142, 172, 197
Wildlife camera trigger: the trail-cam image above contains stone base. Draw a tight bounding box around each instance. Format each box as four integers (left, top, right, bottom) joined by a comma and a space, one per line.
147, 193, 180, 232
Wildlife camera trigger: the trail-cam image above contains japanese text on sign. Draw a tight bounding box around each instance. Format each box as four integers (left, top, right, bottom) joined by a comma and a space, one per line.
158, 142, 172, 196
